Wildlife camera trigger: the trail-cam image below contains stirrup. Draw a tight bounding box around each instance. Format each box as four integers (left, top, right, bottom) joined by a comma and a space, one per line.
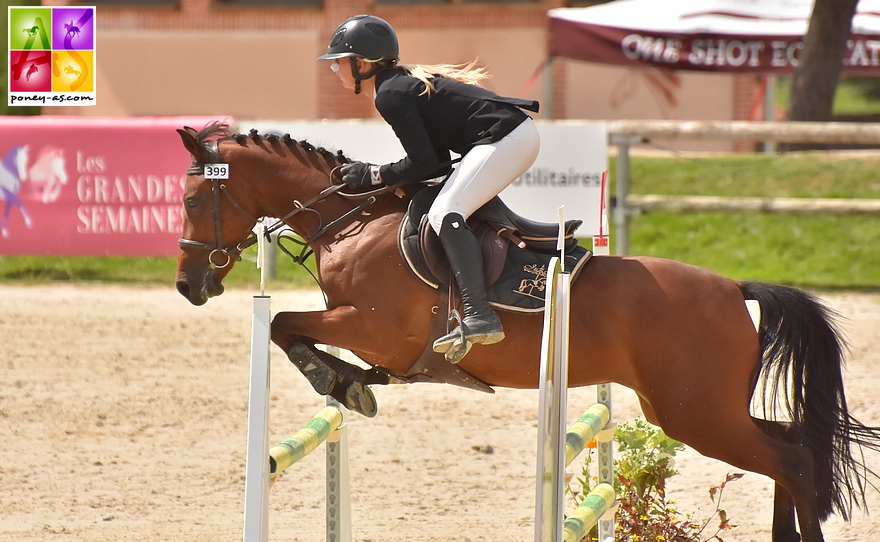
432, 312, 505, 364
439, 323, 504, 364
433, 309, 465, 355
444, 337, 473, 365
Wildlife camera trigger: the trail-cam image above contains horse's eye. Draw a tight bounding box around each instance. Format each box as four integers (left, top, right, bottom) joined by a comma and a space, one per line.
185, 197, 199, 208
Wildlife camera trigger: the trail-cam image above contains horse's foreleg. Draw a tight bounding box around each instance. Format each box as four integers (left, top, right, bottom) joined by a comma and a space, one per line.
271, 306, 423, 417
270, 306, 425, 373
285, 342, 382, 417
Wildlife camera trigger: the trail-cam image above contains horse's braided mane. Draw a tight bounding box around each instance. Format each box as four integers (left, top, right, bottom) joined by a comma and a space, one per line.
193, 121, 351, 166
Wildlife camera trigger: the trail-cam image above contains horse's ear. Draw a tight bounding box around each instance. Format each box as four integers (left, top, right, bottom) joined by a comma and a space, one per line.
177, 128, 210, 163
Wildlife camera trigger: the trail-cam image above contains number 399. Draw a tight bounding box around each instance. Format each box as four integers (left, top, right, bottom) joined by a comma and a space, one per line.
204, 164, 229, 179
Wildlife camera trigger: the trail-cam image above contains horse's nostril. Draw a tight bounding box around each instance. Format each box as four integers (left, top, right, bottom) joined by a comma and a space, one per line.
176, 280, 191, 298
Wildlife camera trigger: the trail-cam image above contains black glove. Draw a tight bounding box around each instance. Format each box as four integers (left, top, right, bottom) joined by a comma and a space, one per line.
340, 161, 380, 190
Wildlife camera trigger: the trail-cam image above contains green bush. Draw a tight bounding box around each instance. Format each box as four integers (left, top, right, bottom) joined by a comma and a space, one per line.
572, 418, 742, 542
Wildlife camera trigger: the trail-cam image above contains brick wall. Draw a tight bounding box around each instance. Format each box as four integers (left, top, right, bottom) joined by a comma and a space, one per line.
42, 0, 753, 152
47, 0, 560, 118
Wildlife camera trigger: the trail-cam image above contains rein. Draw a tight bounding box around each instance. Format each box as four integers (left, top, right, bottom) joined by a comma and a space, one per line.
271, 183, 384, 267
178, 160, 389, 271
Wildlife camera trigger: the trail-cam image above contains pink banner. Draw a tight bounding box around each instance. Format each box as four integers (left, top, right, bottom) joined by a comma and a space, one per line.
0, 116, 226, 256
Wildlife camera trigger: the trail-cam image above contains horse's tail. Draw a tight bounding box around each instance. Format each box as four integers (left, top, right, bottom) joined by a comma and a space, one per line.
739, 281, 880, 521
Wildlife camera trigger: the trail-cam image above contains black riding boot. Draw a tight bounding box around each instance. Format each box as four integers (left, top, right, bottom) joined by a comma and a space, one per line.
432, 213, 504, 363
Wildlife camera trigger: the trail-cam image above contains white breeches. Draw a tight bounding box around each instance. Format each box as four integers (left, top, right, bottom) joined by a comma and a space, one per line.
428, 117, 540, 234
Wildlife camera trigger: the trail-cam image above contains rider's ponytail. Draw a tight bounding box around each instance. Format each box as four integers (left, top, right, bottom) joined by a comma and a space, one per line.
399, 60, 489, 96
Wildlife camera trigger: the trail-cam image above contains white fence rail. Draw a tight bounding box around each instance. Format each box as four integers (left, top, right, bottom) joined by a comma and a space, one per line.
607, 120, 880, 255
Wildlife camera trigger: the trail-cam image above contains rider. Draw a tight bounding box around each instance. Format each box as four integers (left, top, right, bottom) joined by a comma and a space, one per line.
319, 14, 540, 363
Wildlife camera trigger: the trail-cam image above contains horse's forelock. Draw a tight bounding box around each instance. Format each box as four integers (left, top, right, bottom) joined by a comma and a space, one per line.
196, 122, 231, 145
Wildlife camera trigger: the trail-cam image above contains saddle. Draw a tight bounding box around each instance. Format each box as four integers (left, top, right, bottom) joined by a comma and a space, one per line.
398, 184, 592, 313
392, 184, 594, 394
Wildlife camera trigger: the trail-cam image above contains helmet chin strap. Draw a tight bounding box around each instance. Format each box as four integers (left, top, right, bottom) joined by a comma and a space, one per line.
349, 57, 391, 95
349, 57, 366, 95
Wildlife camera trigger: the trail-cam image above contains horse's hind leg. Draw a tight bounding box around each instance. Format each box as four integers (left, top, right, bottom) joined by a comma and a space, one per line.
752, 418, 801, 542
657, 406, 823, 542
772, 481, 800, 542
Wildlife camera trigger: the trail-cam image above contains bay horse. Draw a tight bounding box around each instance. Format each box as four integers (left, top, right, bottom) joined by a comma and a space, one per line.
175, 122, 879, 542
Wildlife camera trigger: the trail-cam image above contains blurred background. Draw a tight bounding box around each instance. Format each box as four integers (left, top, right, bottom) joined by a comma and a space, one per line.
2, 0, 879, 289
5, 0, 880, 150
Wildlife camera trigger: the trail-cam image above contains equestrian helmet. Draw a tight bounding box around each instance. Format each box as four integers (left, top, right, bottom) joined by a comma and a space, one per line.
317, 15, 399, 63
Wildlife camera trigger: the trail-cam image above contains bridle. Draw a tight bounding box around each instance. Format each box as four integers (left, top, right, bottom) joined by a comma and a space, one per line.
178, 139, 387, 269
178, 139, 251, 269
177, 176, 262, 269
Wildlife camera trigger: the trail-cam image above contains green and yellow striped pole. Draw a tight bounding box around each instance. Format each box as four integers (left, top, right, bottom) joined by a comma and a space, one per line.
564, 403, 611, 468
563, 483, 615, 542
269, 406, 343, 481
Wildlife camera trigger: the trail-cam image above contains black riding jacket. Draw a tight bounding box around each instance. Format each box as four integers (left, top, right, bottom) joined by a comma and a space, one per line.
374, 67, 539, 186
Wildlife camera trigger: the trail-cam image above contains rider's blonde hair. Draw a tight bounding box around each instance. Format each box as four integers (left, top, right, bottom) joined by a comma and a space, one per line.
365, 59, 489, 96
401, 60, 489, 96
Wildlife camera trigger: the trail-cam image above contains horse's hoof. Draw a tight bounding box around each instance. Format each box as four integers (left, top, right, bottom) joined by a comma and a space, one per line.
444, 338, 472, 364
341, 382, 378, 418
287, 343, 337, 395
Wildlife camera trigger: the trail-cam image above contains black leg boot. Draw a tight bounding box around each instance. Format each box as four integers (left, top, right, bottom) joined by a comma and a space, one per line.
432, 213, 504, 363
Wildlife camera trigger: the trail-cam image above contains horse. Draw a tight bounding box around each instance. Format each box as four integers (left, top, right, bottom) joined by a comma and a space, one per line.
175, 122, 880, 542
0, 145, 33, 238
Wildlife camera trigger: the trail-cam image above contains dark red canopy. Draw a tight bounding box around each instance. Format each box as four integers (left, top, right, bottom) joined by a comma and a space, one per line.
548, 0, 880, 74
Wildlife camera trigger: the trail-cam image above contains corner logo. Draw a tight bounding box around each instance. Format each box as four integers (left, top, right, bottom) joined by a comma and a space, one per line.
7, 6, 96, 107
